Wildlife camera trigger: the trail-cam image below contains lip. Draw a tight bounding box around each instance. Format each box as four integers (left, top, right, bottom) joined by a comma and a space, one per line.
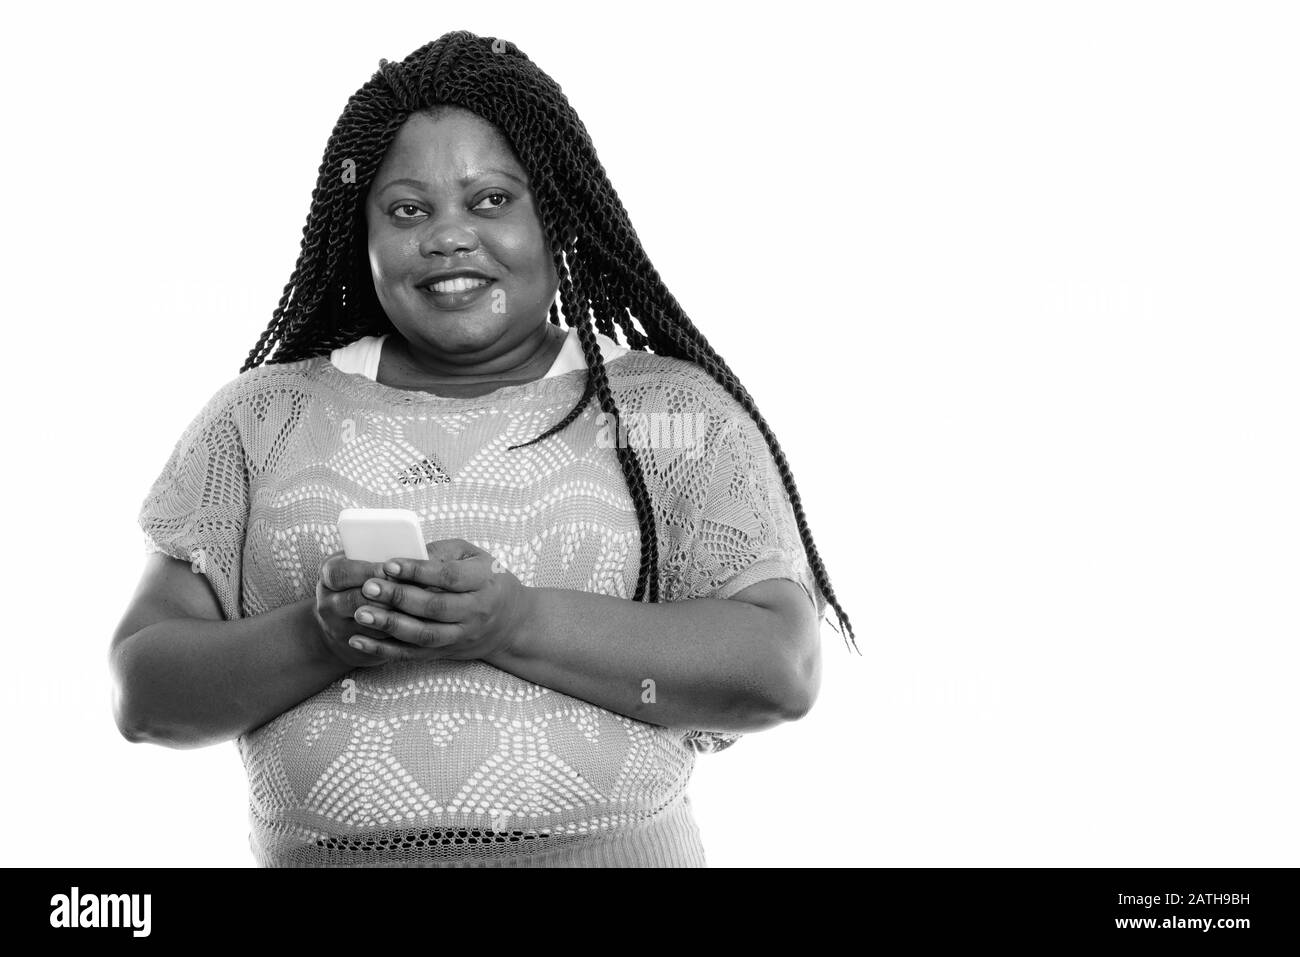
417, 276, 496, 310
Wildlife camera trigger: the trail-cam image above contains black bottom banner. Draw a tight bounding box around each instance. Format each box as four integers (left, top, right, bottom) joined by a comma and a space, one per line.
6, 866, 1291, 946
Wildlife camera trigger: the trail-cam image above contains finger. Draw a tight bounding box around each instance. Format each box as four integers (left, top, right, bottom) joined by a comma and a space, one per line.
320, 554, 393, 591
426, 538, 486, 562
358, 577, 476, 622
350, 604, 467, 648
346, 634, 419, 661
323, 583, 385, 621
381, 555, 488, 593
318, 583, 403, 640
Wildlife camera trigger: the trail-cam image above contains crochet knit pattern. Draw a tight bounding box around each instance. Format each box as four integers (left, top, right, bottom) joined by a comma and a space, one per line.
137, 348, 825, 866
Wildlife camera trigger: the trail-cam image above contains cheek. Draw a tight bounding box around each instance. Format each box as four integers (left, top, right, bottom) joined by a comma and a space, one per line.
368, 230, 418, 284
492, 221, 553, 280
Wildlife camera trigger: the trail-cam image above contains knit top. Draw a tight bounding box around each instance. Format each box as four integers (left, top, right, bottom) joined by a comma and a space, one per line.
136, 342, 825, 867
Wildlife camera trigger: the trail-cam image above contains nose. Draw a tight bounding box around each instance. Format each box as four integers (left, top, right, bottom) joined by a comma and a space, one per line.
418, 211, 480, 258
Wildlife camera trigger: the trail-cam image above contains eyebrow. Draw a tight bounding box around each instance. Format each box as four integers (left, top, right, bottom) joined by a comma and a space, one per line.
375, 170, 527, 193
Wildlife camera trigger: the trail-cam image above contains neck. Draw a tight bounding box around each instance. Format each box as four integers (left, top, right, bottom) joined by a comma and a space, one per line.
382, 323, 570, 396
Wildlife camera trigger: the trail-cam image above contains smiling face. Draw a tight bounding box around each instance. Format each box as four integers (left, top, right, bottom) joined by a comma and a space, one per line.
365, 108, 558, 370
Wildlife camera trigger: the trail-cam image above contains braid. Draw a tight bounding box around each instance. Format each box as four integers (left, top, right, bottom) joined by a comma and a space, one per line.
242, 30, 856, 651
505, 248, 597, 450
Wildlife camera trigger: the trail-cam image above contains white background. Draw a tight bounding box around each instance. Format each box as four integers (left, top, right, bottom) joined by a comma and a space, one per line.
1, 0, 1296, 867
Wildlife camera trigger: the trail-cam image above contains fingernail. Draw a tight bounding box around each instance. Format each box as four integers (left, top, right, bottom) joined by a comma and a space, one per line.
363, 581, 380, 597
355, 610, 374, 624
385, 561, 401, 575
349, 637, 366, 650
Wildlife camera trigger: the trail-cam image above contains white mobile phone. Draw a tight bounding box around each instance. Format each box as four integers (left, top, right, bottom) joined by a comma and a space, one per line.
338, 508, 430, 564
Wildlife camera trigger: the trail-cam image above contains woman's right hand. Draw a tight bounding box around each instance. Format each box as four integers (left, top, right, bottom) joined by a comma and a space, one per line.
313, 550, 402, 667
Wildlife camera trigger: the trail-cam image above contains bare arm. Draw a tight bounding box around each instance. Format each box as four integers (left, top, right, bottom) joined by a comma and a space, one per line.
109, 553, 379, 749
349, 545, 823, 734
483, 578, 822, 733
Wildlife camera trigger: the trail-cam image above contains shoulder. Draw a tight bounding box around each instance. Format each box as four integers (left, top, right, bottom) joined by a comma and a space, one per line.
607, 350, 748, 422
605, 351, 769, 483
207, 356, 326, 403
176, 357, 329, 436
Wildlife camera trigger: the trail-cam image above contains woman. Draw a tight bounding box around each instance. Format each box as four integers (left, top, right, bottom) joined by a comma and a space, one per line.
111, 31, 856, 867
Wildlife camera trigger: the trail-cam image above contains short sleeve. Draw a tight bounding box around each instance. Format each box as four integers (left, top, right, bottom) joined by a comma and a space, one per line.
137, 383, 250, 621
667, 409, 826, 618
652, 390, 827, 755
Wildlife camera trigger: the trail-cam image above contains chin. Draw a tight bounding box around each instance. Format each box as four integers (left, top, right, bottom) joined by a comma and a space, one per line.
405, 311, 511, 353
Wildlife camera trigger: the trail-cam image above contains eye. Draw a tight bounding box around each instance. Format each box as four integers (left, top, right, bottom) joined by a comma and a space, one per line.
391, 204, 426, 221
474, 192, 511, 211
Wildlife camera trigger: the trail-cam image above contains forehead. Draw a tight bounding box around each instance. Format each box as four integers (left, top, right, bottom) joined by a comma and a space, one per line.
375, 109, 522, 180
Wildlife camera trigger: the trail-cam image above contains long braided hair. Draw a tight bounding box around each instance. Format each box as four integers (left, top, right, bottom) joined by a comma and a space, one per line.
242, 31, 858, 652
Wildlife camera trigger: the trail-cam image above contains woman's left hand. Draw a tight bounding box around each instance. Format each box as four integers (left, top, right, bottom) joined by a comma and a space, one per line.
347, 538, 534, 663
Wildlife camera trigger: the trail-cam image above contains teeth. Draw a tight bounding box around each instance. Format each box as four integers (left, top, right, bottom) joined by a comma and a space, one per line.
429, 277, 490, 293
